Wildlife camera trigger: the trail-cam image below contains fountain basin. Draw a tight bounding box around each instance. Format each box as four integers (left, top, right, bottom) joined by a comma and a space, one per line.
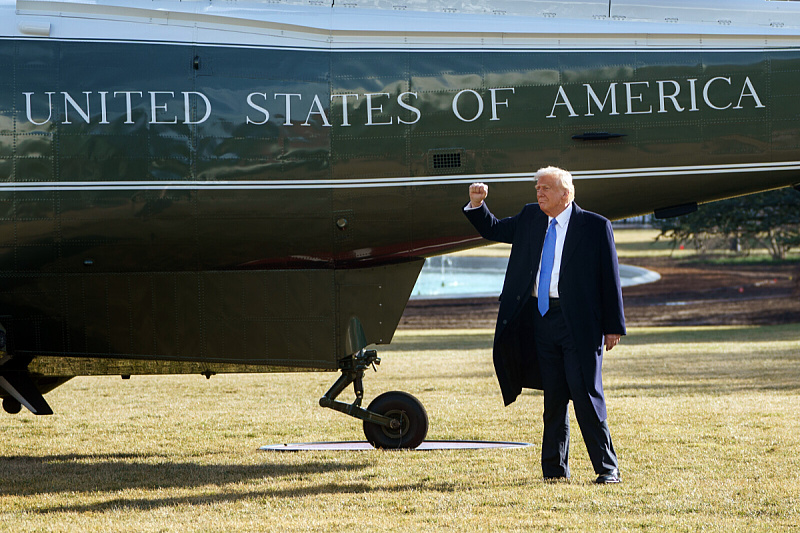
411, 256, 660, 299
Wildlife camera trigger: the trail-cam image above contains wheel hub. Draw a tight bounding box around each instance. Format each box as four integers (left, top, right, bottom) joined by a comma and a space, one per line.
381, 409, 408, 437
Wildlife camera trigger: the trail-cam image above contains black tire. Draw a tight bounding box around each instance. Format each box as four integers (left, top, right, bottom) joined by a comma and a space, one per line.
363, 391, 428, 450
3, 396, 22, 414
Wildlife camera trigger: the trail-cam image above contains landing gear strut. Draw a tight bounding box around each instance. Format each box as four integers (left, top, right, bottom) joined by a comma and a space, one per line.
319, 349, 428, 449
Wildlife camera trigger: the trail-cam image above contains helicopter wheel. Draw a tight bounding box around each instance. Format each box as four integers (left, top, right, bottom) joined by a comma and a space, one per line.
363, 391, 428, 449
3, 396, 22, 414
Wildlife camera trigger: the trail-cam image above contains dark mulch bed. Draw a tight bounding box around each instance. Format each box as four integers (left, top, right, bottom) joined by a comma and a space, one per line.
399, 260, 800, 329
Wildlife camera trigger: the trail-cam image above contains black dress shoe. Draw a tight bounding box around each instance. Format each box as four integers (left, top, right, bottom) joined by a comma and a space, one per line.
594, 468, 620, 484
543, 475, 569, 482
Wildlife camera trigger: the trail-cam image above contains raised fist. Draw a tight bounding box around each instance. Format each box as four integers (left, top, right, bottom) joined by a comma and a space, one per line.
469, 182, 488, 208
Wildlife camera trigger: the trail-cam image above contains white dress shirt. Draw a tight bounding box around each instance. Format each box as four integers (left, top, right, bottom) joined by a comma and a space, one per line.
533, 202, 572, 299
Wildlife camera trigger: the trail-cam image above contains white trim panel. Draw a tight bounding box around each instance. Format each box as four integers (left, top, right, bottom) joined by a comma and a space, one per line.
5, 0, 800, 51
2, 161, 800, 192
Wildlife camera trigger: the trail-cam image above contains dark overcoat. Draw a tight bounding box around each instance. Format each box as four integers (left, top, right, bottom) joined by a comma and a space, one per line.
464, 201, 626, 418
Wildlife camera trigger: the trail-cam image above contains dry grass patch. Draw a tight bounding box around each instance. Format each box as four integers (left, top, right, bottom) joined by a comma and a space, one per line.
2, 325, 799, 531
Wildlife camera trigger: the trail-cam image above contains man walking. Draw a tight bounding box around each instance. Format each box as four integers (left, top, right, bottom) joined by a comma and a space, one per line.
463, 166, 625, 484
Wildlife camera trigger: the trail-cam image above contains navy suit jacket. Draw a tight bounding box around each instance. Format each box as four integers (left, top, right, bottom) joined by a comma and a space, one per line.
464, 201, 626, 416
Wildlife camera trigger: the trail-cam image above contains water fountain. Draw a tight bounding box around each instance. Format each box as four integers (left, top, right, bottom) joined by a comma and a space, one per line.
411, 256, 660, 299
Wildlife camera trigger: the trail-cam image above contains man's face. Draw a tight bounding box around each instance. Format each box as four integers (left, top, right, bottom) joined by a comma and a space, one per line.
535, 173, 569, 217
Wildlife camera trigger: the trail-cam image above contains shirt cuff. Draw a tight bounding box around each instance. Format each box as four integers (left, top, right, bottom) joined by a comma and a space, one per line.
463, 202, 483, 211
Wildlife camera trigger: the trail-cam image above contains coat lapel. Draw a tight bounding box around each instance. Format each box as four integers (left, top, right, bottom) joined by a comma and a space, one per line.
560, 203, 585, 269
529, 209, 548, 267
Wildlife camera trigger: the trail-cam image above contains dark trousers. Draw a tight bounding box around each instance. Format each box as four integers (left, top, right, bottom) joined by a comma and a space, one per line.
531, 302, 618, 478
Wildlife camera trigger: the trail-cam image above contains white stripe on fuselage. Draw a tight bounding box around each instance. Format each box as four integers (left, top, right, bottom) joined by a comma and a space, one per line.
2, 161, 799, 191
3, 34, 800, 53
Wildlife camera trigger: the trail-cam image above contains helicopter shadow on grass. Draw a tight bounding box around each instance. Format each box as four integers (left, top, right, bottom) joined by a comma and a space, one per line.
0, 452, 367, 496
1, 452, 462, 514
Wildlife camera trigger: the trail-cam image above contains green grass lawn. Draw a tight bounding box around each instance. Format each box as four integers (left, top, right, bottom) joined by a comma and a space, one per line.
2, 325, 799, 532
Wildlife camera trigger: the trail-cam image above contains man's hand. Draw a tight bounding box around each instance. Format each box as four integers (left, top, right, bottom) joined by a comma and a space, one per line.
604, 334, 621, 351
469, 182, 488, 208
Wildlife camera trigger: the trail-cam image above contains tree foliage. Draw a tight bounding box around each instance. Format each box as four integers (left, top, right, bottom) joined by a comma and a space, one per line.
656, 187, 800, 260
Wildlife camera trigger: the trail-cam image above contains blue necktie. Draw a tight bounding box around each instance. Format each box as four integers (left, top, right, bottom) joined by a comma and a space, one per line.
538, 219, 558, 316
